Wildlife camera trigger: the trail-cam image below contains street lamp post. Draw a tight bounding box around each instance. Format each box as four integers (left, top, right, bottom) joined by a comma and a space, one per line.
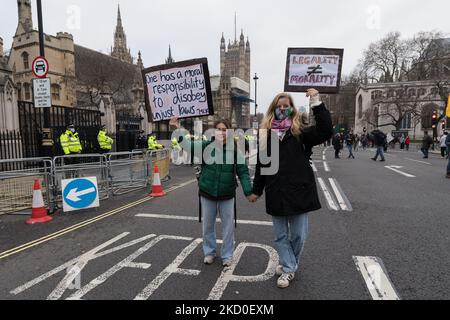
253, 73, 259, 117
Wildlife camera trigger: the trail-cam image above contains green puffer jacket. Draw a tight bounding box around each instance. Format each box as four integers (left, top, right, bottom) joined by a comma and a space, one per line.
187, 139, 253, 199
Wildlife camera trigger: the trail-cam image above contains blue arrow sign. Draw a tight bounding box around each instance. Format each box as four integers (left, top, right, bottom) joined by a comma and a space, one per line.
63, 178, 98, 210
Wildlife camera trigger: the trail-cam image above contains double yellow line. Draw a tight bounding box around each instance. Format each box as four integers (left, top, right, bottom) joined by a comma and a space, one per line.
0, 180, 196, 261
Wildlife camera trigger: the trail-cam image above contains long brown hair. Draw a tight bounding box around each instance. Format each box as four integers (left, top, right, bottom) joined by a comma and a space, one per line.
261, 93, 305, 137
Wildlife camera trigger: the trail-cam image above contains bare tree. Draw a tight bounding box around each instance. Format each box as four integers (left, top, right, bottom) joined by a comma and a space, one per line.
361, 32, 409, 83
362, 85, 422, 130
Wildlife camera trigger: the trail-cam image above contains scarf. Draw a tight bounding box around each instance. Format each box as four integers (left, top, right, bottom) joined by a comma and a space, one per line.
272, 118, 292, 140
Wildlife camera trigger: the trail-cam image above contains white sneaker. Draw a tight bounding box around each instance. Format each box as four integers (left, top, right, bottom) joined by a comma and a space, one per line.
275, 265, 284, 276
277, 273, 295, 289
204, 256, 215, 265
222, 259, 233, 268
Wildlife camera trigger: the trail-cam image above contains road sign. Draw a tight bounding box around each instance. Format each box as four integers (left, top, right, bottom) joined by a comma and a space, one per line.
32, 56, 49, 78
62, 177, 100, 212
32, 78, 51, 108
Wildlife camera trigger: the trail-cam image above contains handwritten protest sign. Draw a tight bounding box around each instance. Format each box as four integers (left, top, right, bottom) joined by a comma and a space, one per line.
142, 58, 214, 122
284, 48, 344, 94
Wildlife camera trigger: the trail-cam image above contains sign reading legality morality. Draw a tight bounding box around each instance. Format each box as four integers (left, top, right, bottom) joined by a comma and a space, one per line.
284, 48, 344, 94
142, 58, 214, 122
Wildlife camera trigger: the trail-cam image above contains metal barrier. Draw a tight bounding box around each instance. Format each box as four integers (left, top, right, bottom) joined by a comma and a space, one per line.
148, 149, 171, 182
0, 149, 171, 215
52, 154, 110, 208
0, 158, 53, 215
107, 151, 152, 196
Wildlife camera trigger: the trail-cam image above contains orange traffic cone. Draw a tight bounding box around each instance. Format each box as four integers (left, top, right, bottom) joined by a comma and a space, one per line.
149, 165, 166, 197
27, 180, 53, 225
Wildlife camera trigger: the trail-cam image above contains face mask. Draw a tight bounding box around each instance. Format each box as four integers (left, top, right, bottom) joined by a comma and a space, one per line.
275, 107, 293, 121
69, 128, 75, 134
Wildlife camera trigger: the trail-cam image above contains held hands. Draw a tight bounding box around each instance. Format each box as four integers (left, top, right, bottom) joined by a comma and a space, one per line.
247, 194, 259, 203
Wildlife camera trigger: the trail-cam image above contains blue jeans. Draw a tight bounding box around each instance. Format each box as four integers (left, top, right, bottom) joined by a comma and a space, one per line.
421, 148, 429, 158
272, 214, 309, 273
374, 146, 385, 161
200, 197, 235, 261
347, 145, 354, 158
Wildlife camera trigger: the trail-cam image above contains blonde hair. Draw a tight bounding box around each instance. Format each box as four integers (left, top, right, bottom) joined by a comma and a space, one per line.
261, 93, 305, 137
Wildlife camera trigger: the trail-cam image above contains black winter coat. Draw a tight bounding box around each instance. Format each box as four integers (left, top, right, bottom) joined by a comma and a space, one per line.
253, 104, 333, 216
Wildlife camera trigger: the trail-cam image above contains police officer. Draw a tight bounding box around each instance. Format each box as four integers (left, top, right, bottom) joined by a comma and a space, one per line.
148, 135, 164, 150
136, 131, 147, 150
60, 124, 82, 156
97, 125, 114, 153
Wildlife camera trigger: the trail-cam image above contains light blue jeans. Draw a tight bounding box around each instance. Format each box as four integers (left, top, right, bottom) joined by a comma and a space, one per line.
200, 197, 235, 261
272, 214, 309, 274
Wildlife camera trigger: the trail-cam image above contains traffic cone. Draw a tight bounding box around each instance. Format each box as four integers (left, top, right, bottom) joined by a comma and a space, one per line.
27, 180, 53, 225
149, 165, 166, 197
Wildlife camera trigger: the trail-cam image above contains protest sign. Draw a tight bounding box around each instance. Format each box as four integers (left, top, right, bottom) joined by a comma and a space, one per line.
142, 58, 214, 122
284, 48, 344, 94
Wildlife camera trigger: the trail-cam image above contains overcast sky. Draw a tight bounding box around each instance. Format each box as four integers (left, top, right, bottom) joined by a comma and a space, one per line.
1, 0, 449, 113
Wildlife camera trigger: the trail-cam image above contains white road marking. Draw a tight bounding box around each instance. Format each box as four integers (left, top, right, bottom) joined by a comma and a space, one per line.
135, 238, 203, 300
323, 162, 330, 172
329, 178, 352, 212
384, 166, 416, 178
311, 163, 318, 172
317, 178, 339, 211
353, 256, 400, 300
67, 235, 193, 300
323, 155, 326, 161
405, 158, 431, 165
11, 233, 156, 297
136, 214, 272, 227
208, 242, 279, 300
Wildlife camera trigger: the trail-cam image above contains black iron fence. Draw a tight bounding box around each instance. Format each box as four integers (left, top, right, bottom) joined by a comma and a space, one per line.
18, 101, 102, 157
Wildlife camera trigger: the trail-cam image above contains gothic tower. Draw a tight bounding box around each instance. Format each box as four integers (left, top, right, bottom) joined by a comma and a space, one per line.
165, 45, 175, 64
16, 0, 33, 35
111, 4, 133, 64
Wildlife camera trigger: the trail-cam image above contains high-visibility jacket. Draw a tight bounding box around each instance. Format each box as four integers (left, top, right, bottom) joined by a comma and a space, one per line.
97, 130, 114, 150
148, 136, 164, 150
172, 138, 181, 151
60, 130, 82, 155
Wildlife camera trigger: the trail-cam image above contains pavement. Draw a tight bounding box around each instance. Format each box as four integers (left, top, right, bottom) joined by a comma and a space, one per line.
0, 147, 449, 300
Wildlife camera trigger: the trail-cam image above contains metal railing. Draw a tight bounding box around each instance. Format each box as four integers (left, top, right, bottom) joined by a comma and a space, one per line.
0, 149, 171, 216
107, 151, 152, 196
0, 158, 53, 215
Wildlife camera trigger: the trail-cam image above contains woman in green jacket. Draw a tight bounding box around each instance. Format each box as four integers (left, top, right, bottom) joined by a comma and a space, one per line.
170, 117, 253, 267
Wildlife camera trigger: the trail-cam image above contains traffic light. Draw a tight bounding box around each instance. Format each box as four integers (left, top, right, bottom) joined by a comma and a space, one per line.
431, 111, 438, 129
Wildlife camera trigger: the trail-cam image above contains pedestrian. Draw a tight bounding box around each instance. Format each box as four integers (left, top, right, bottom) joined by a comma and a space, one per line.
248, 89, 333, 289
400, 134, 406, 150
440, 132, 448, 158
170, 117, 253, 268
421, 131, 433, 159
354, 134, 360, 152
345, 131, 356, 159
97, 125, 114, 154
371, 129, 386, 162
332, 133, 342, 159
405, 135, 411, 151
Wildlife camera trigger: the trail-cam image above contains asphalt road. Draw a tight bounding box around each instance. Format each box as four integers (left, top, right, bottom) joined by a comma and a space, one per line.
0, 147, 449, 300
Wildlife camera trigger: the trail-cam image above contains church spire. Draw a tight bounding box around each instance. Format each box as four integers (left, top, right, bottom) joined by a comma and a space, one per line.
166, 45, 175, 64
111, 3, 133, 64
137, 50, 144, 69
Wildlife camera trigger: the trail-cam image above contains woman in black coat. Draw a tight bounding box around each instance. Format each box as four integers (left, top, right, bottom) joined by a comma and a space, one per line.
248, 89, 333, 289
